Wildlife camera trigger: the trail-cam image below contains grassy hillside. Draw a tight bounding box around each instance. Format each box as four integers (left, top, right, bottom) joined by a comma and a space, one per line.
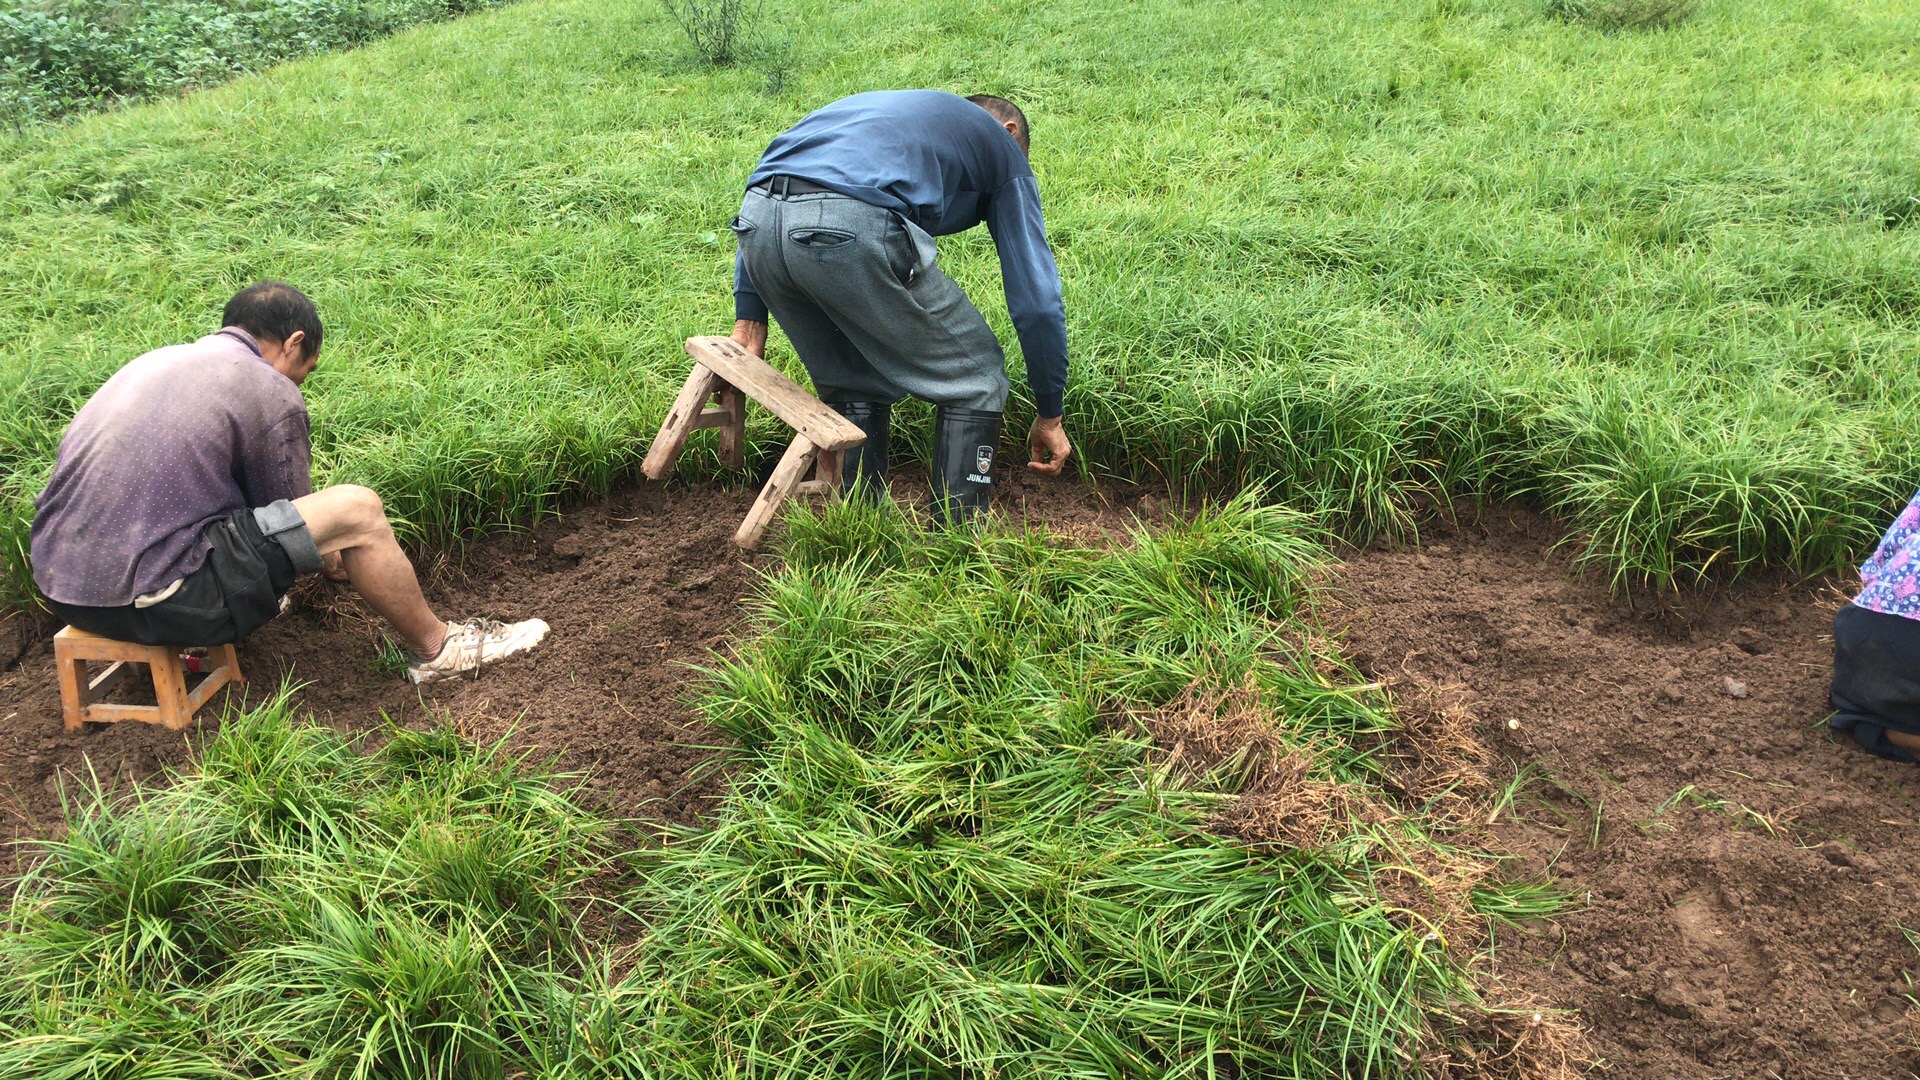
3, 0, 1917, 604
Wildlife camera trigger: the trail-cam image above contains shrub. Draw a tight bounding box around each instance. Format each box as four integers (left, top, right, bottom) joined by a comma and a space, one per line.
659, 0, 761, 65
1547, 0, 1698, 31
0, 0, 516, 126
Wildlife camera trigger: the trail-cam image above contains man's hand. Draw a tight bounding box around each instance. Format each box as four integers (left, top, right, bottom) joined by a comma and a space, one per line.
732, 319, 768, 358
1027, 415, 1072, 475
321, 550, 349, 583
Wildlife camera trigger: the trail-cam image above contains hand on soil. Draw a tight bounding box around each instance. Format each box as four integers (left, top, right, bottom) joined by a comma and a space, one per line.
1028, 416, 1072, 475
321, 551, 349, 582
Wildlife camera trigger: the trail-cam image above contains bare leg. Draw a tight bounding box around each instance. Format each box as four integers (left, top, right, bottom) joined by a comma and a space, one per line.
1888, 729, 1920, 758
292, 486, 446, 658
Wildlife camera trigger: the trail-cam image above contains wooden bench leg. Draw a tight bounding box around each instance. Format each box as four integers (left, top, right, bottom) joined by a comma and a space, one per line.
214, 643, 242, 685
186, 645, 243, 716
813, 442, 843, 492
641, 364, 724, 480
735, 434, 818, 549
713, 384, 746, 470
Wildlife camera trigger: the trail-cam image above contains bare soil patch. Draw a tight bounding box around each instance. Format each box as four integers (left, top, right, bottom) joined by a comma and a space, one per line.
1335, 504, 1920, 1080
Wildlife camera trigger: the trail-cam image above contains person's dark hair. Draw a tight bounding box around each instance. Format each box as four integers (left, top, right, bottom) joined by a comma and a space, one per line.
222, 281, 322, 360
966, 94, 1029, 148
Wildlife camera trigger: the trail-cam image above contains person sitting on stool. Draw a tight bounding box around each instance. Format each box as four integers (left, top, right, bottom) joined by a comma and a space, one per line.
30, 282, 548, 685
1830, 487, 1920, 761
726, 90, 1073, 522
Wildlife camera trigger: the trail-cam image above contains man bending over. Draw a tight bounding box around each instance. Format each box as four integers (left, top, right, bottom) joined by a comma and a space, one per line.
31, 282, 547, 685
729, 90, 1073, 521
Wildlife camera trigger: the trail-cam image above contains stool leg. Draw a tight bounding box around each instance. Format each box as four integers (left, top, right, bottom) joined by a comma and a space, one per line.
153, 653, 192, 732
715, 384, 747, 470
814, 442, 843, 491
215, 643, 243, 685
54, 644, 87, 733
735, 435, 817, 549
642, 365, 724, 480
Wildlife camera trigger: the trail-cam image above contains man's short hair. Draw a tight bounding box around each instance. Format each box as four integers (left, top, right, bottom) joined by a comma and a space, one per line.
967, 94, 1029, 147
222, 281, 322, 360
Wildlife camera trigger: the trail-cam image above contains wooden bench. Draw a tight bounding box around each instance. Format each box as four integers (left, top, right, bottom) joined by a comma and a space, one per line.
53, 626, 243, 732
642, 335, 867, 548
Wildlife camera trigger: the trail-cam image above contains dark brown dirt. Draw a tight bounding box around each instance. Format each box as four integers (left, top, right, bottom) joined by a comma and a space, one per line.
0, 466, 1148, 880
1335, 504, 1920, 1080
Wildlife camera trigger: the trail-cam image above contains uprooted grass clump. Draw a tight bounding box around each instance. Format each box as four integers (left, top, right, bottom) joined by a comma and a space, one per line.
606, 495, 1568, 1076
1133, 679, 1382, 851
0, 692, 618, 1077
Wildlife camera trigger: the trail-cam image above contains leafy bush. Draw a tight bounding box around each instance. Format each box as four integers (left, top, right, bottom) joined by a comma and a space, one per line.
0, 0, 515, 126
1547, 0, 1698, 31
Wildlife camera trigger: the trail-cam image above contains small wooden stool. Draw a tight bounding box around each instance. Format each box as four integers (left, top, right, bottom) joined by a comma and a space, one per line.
642, 335, 867, 549
53, 626, 243, 732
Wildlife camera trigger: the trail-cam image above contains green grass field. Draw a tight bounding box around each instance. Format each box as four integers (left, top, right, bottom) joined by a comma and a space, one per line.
3, 0, 1918, 610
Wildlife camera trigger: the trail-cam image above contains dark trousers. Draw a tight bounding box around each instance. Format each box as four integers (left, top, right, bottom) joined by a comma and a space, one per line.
731, 189, 1009, 411
1830, 602, 1920, 762
44, 507, 303, 646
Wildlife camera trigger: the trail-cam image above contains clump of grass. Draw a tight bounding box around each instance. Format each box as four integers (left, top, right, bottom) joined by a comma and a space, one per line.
597, 496, 1556, 1075
1547, 0, 1699, 31
0, 687, 617, 1077
1138, 680, 1382, 851
372, 633, 411, 675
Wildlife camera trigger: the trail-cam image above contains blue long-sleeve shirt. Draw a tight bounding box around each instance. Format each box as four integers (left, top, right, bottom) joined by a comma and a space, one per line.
733, 90, 1069, 417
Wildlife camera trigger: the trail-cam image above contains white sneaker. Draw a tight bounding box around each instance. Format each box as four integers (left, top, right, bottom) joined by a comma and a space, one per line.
407, 617, 550, 685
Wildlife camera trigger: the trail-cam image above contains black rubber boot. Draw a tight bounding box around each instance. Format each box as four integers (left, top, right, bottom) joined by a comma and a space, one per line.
828, 401, 891, 502
930, 405, 1003, 525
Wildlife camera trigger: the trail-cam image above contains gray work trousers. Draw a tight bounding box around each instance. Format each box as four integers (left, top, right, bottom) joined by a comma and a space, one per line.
732, 189, 1010, 411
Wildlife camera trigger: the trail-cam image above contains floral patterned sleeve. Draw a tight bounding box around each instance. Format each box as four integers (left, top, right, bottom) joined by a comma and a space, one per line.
1855, 489, 1920, 619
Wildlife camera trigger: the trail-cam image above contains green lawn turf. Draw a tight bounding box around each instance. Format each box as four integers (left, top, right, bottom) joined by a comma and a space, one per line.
3, 0, 1917, 605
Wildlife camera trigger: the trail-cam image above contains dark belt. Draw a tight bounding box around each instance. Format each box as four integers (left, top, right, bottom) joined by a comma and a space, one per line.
752, 175, 835, 196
